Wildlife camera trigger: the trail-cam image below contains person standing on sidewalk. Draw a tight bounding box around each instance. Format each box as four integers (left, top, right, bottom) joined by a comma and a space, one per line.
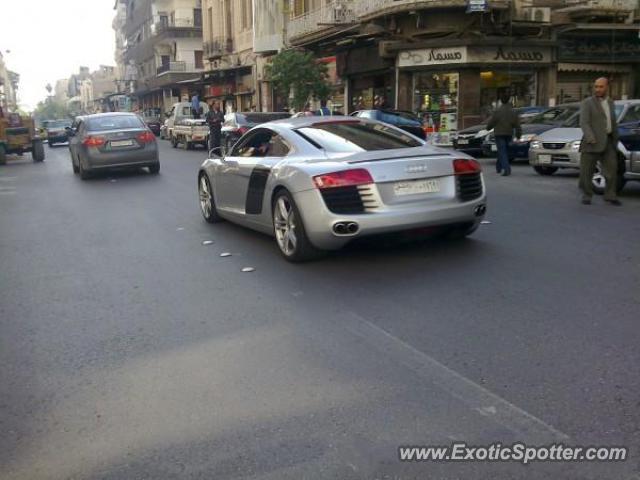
487, 92, 521, 176
205, 101, 225, 153
578, 77, 621, 206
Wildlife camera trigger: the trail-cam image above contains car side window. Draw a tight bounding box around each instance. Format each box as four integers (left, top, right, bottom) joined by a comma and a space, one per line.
267, 134, 291, 157
231, 129, 272, 157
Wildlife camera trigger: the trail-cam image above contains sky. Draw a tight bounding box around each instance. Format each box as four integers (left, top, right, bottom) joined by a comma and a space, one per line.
0, 0, 117, 111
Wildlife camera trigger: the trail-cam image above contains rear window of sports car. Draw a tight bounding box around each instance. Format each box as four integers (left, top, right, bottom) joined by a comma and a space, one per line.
297, 122, 422, 152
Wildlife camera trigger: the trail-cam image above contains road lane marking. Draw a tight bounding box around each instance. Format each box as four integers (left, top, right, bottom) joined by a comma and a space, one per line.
343, 311, 570, 443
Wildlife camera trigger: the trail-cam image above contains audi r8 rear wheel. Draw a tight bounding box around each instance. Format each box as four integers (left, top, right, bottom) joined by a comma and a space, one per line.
272, 189, 323, 262
199, 173, 224, 223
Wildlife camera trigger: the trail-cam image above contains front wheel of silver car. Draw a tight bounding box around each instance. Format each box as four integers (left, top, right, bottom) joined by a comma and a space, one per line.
199, 173, 223, 223
272, 190, 323, 262
592, 162, 625, 195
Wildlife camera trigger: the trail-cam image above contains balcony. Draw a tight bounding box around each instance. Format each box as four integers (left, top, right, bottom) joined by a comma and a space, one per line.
151, 16, 202, 38
156, 61, 203, 76
204, 38, 234, 60
556, 0, 638, 20
288, 1, 357, 43
353, 0, 511, 20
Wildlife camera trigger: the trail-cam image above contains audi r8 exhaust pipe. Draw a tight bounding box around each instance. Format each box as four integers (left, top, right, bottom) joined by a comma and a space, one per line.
474, 204, 486, 217
333, 222, 359, 236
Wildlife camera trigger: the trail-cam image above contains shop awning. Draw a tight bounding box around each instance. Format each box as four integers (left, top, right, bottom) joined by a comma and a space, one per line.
558, 62, 632, 73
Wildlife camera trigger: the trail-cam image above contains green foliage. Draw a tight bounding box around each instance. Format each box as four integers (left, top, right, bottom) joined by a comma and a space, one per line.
34, 99, 70, 120
265, 50, 331, 111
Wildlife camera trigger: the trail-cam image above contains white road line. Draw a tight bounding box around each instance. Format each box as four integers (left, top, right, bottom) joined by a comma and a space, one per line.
344, 311, 570, 443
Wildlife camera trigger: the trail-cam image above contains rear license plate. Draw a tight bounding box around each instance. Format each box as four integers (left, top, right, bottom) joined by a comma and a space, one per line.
539, 154, 552, 164
491, 145, 497, 152
457, 139, 469, 145
393, 179, 440, 196
111, 140, 133, 147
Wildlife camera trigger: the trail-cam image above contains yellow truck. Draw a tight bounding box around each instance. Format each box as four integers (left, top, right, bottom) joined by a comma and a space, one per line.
0, 110, 45, 164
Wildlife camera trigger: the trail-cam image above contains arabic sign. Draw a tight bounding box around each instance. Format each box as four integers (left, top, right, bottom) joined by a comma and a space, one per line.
559, 36, 640, 63
398, 46, 551, 67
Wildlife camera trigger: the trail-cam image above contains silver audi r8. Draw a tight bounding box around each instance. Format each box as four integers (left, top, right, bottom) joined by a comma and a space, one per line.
197, 116, 487, 261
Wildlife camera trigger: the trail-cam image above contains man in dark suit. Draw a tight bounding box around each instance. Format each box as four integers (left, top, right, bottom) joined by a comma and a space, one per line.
487, 92, 521, 176
579, 78, 621, 205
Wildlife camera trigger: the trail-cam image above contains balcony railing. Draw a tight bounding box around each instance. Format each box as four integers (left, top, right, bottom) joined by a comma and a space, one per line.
204, 38, 234, 59
156, 61, 203, 76
561, 0, 637, 10
353, 0, 510, 19
151, 16, 202, 36
288, 1, 357, 41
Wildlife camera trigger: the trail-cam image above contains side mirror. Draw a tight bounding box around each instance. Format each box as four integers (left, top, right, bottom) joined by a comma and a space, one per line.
65, 127, 75, 136
209, 147, 222, 158
165, 112, 171, 118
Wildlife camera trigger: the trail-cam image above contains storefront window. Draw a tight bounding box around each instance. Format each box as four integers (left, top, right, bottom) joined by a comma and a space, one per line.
479, 70, 536, 116
413, 72, 459, 146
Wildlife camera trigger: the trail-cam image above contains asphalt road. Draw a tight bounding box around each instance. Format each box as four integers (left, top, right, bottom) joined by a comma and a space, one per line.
1, 140, 639, 480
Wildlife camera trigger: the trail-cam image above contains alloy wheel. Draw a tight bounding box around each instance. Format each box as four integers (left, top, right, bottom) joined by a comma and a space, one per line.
274, 196, 297, 256
199, 176, 212, 218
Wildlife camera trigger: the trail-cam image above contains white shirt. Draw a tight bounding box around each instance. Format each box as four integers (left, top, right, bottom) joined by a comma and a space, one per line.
599, 97, 612, 134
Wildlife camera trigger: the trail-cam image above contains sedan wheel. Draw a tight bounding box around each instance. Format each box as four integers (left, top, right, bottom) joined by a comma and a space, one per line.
199, 174, 223, 223
272, 190, 322, 262
592, 162, 625, 195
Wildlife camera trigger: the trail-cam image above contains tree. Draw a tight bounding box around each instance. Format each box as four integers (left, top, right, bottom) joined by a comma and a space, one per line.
265, 50, 331, 112
34, 99, 70, 120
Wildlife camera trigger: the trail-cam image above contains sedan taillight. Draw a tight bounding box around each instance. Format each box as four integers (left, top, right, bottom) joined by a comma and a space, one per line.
137, 131, 155, 144
313, 169, 373, 189
83, 136, 106, 147
453, 158, 482, 175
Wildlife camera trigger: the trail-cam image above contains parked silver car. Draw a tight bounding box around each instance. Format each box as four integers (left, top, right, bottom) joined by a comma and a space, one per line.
529, 100, 640, 193
67, 113, 160, 180
198, 116, 487, 261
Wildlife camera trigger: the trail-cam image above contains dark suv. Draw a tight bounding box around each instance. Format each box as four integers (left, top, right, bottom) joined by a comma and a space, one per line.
350, 110, 426, 139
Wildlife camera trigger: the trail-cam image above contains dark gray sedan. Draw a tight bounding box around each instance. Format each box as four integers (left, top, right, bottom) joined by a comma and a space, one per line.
67, 113, 160, 179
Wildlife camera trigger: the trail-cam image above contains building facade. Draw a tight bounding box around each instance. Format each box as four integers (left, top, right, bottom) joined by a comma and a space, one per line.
202, 0, 257, 112
286, 0, 640, 145
0, 52, 19, 112
116, 0, 205, 113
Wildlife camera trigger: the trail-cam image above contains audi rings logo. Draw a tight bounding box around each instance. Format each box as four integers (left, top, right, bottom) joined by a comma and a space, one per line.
405, 164, 429, 174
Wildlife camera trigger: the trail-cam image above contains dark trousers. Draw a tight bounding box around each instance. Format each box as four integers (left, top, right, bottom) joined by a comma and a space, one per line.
209, 128, 221, 151
579, 135, 618, 200
495, 135, 511, 174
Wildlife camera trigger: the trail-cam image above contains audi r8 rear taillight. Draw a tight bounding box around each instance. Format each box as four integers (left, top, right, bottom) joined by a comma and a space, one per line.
453, 158, 481, 175
313, 169, 373, 189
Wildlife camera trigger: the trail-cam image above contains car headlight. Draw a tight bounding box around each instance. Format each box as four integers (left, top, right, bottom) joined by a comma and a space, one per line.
571, 140, 581, 151
515, 134, 536, 144
475, 129, 488, 139
530, 140, 542, 149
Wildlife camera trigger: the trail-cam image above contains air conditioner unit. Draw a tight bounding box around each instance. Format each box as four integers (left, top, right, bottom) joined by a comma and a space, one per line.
520, 6, 551, 22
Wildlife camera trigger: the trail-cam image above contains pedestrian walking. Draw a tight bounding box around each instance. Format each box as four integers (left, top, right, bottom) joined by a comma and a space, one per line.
205, 101, 225, 153
318, 99, 331, 116
578, 77, 621, 206
487, 92, 521, 176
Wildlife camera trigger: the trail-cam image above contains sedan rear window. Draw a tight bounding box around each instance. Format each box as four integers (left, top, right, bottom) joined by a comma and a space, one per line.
86, 115, 145, 131
297, 121, 422, 152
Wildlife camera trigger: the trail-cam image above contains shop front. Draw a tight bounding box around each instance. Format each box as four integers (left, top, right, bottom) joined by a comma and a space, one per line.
557, 33, 640, 102
337, 44, 395, 113
398, 45, 552, 146
202, 66, 254, 113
